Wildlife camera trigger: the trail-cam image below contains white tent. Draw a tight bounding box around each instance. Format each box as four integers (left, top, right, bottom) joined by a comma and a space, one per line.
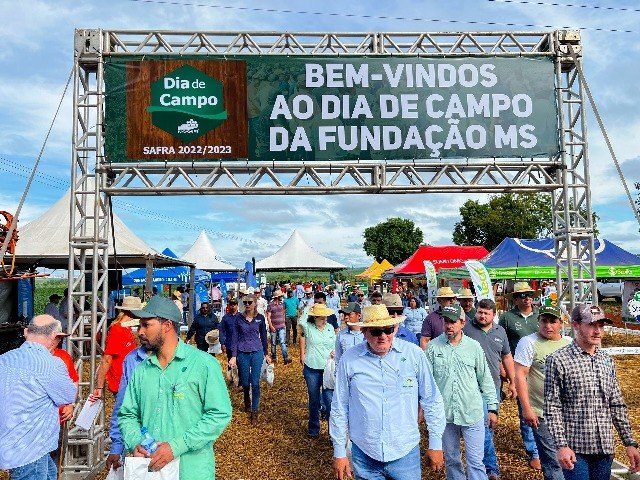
13, 186, 189, 269
181, 231, 240, 271
255, 230, 346, 272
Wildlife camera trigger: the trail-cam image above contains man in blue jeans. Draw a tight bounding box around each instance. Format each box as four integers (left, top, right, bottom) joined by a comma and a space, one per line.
545, 304, 640, 480
514, 305, 571, 480
463, 299, 517, 480
331, 304, 446, 480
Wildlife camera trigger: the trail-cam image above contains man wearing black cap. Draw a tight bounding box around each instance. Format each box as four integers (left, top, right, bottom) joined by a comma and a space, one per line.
544, 304, 640, 480
118, 296, 232, 479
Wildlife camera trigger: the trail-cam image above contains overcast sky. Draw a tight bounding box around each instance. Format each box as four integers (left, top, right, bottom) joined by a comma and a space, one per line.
2, 0, 639, 271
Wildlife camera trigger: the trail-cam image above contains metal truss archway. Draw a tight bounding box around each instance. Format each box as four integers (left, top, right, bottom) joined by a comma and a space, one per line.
65, 29, 595, 478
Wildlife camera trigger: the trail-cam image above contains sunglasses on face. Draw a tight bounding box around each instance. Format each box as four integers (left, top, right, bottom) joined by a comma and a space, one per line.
515, 293, 533, 299
369, 326, 395, 337
243, 301, 254, 305
444, 318, 461, 324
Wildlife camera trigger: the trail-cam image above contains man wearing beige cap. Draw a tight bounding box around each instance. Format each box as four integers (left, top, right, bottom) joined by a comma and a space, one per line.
331, 304, 446, 480
92, 296, 141, 402
545, 304, 640, 480
420, 286, 457, 350
499, 281, 541, 469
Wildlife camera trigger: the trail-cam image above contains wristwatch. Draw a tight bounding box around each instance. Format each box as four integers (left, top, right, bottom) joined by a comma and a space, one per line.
488, 410, 499, 416
626, 441, 639, 448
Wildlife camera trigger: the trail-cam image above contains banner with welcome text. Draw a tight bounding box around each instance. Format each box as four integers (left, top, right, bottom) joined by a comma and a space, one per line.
104, 56, 559, 163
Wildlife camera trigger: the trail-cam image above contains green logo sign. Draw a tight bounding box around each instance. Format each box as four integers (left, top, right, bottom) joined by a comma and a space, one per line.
147, 65, 227, 142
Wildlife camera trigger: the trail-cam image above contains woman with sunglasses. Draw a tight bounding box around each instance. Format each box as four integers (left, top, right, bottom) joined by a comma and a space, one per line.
299, 303, 336, 438
228, 294, 271, 425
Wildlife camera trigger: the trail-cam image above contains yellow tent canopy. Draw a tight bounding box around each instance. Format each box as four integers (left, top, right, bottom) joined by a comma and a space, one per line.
355, 260, 380, 279
369, 259, 394, 281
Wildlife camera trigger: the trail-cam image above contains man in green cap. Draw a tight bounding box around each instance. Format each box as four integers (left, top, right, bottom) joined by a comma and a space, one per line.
514, 305, 571, 480
118, 296, 232, 479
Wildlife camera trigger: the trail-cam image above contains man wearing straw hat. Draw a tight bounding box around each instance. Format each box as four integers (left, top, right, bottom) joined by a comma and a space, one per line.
457, 288, 477, 321
499, 281, 542, 470
331, 304, 446, 480
420, 286, 458, 350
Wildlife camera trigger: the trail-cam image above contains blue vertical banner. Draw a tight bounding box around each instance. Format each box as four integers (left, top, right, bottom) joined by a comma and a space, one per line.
17, 279, 33, 320
245, 261, 257, 288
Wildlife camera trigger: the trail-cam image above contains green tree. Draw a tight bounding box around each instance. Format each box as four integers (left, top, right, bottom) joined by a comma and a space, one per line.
453, 193, 599, 251
363, 218, 424, 264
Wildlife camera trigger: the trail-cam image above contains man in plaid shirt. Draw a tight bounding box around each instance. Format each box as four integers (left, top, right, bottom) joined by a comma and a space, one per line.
544, 304, 640, 479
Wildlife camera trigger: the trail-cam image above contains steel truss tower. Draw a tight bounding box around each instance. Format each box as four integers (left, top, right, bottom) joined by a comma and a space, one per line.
66, 29, 595, 478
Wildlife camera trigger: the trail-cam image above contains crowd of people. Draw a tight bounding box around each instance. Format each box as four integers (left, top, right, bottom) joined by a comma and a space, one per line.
0, 279, 639, 480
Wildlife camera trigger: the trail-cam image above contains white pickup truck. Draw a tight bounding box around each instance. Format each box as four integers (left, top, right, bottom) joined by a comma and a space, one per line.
597, 279, 624, 301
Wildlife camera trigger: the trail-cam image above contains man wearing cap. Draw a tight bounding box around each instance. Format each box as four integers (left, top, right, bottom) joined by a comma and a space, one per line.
544, 304, 640, 479
186, 302, 219, 352
0, 315, 76, 479
45, 293, 63, 322
299, 286, 315, 313
499, 281, 541, 469
458, 288, 477, 321
426, 304, 499, 480
219, 297, 240, 366
255, 287, 268, 317
383, 293, 420, 346
514, 305, 571, 480
331, 304, 446, 480
420, 286, 457, 350
92, 296, 140, 402
267, 290, 291, 364
118, 296, 232, 479
326, 285, 341, 311
334, 302, 364, 365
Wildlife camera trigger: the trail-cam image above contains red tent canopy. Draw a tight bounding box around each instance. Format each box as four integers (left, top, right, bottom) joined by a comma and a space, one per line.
386, 245, 489, 276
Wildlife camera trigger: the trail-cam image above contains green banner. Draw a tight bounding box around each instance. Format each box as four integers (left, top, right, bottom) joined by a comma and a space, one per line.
104, 55, 559, 162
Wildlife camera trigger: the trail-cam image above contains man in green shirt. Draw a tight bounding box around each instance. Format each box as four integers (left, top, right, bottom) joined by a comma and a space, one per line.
118, 296, 232, 479
499, 281, 541, 470
426, 304, 498, 480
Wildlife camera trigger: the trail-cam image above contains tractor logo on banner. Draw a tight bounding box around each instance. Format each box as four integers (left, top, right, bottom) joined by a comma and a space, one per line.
147, 65, 228, 142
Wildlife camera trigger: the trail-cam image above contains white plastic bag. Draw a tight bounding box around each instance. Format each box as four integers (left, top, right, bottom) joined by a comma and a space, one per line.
260, 358, 275, 386
124, 457, 180, 480
107, 466, 125, 480
323, 355, 336, 390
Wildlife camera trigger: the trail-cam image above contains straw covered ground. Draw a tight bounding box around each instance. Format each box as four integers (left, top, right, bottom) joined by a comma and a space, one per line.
2, 332, 639, 480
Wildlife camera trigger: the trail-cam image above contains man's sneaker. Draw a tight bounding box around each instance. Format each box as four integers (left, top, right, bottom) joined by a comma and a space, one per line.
284, 358, 292, 365
488, 473, 500, 480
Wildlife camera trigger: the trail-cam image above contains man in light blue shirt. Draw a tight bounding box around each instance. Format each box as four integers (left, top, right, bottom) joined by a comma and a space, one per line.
0, 315, 76, 478
334, 302, 364, 365
330, 304, 446, 480
326, 286, 341, 311
106, 346, 149, 471
426, 304, 499, 480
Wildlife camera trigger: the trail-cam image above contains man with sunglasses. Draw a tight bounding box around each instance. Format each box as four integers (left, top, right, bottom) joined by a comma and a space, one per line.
544, 304, 640, 480
331, 304, 446, 480
499, 281, 541, 470
426, 304, 498, 480
514, 305, 571, 480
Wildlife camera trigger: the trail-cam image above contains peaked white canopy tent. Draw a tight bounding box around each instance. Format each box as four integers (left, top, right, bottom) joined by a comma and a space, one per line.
255, 230, 346, 272
180, 231, 240, 272
13, 186, 190, 270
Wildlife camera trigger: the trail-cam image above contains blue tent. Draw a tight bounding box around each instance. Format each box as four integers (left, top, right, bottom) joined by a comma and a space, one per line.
121, 248, 212, 286
439, 238, 640, 279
